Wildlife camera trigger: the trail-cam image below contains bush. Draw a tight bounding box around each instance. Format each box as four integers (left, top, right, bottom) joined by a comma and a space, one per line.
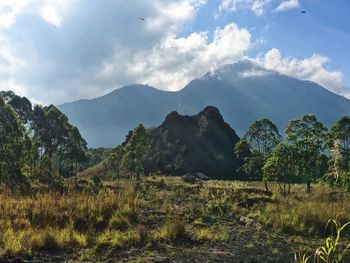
156, 218, 187, 242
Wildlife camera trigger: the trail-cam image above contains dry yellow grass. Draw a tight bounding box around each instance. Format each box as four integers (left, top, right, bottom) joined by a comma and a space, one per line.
0, 177, 349, 260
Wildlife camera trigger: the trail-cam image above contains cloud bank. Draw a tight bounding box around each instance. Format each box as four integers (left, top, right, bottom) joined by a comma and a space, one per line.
253, 48, 346, 95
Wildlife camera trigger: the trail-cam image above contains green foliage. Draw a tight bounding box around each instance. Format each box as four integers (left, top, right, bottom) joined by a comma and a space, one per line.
107, 145, 125, 182
327, 116, 350, 191
122, 124, 150, 180
245, 118, 282, 157
299, 219, 350, 263
0, 92, 87, 193
0, 91, 33, 124
239, 118, 281, 189
156, 218, 187, 242
0, 96, 30, 192
238, 149, 265, 181
286, 114, 327, 192
263, 142, 294, 196
84, 147, 112, 169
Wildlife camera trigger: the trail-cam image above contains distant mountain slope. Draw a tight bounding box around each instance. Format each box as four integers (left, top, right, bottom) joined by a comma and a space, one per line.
79, 106, 241, 180
59, 60, 350, 147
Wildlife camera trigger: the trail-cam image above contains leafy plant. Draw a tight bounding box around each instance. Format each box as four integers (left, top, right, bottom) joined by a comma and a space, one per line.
298, 219, 350, 263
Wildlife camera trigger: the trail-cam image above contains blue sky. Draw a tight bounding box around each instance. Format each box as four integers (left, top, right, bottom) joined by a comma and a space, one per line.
191, 0, 350, 87
0, 0, 349, 104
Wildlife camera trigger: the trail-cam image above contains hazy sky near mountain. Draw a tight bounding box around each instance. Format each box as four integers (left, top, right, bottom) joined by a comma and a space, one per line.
0, 0, 349, 104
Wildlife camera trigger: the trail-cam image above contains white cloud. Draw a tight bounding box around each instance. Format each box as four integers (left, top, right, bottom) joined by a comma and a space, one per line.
99, 23, 251, 91
251, 0, 273, 16
0, 0, 31, 28
239, 69, 272, 78
253, 48, 346, 94
0, 0, 75, 28
274, 0, 299, 12
219, 0, 300, 16
0, 0, 209, 103
219, 0, 272, 16
40, 0, 75, 27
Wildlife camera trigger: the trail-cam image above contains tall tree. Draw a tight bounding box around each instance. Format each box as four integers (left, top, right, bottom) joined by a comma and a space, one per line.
122, 124, 149, 181
263, 142, 295, 196
0, 97, 29, 192
285, 114, 327, 193
31, 104, 87, 182
245, 118, 282, 157
64, 126, 88, 177
327, 116, 350, 190
0, 91, 33, 124
107, 145, 125, 183
241, 119, 282, 191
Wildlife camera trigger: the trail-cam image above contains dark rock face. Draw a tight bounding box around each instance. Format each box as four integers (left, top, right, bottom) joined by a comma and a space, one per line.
145, 106, 240, 179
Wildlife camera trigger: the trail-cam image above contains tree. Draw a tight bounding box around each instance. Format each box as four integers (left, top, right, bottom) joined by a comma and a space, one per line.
38, 155, 53, 187
327, 116, 350, 191
234, 138, 264, 181
0, 97, 30, 192
245, 118, 282, 157
240, 119, 282, 191
107, 145, 125, 183
64, 126, 87, 177
234, 138, 251, 165
285, 114, 327, 193
122, 124, 149, 181
31, 104, 87, 183
263, 142, 294, 196
1, 91, 33, 124
0, 92, 88, 192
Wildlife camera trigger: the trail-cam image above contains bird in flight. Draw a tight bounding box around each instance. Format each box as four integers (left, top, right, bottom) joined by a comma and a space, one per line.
301, 11, 306, 14
138, 17, 145, 21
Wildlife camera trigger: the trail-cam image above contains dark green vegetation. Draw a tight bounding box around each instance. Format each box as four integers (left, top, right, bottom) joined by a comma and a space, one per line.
0, 91, 88, 192
59, 60, 350, 147
83, 106, 350, 194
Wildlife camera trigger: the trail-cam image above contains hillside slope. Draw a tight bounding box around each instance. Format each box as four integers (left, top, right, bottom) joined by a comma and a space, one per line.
59, 60, 350, 147
80, 106, 241, 180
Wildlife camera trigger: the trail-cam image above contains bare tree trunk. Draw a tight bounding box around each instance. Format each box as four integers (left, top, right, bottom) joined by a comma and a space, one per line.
306, 181, 311, 193
264, 181, 269, 193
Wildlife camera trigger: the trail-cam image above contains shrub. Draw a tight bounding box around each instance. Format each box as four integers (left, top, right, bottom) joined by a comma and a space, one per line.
156, 218, 187, 242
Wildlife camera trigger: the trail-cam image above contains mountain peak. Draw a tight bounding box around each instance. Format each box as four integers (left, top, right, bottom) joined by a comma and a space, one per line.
200, 106, 224, 122
200, 60, 276, 83
155, 106, 240, 178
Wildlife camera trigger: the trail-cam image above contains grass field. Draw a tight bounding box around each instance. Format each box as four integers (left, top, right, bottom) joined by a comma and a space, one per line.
1, 177, 350, 262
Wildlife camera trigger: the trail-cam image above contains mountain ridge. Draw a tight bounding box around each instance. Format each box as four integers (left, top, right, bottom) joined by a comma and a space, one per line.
59, 60, 350, 147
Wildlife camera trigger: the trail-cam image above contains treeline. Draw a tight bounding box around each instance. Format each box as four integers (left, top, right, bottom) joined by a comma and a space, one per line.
2, 90, 350, 195
0, 91, 88, 192
107, 112, 350, 194
235, 115, 350, 194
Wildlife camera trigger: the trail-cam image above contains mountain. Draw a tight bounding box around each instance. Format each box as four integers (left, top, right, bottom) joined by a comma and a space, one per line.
59, 60, 350, 147
80, 106, 241, 180
144, 106, 240, 179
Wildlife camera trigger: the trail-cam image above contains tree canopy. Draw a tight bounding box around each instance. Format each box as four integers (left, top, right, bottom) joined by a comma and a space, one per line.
285, 114, 327, 192
0, 92, 88, 192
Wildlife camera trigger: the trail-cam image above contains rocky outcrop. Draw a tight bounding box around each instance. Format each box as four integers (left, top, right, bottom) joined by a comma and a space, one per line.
145, 106, 241, 179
